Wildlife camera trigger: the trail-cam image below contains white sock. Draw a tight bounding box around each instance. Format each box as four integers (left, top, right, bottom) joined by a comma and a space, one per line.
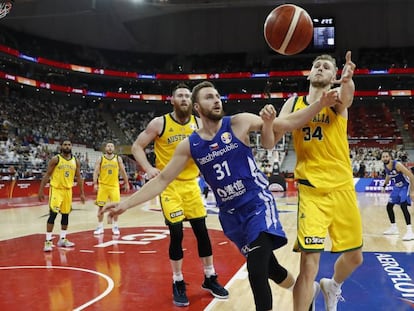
46, 232, 52, 241
173, 272, 184, 282
204, 265, 216, 278
390, 223, 397, 228
112, 221, 118, 227
97, 222, 103, 228
60, 230, 67, 239
407, 225, 412, 232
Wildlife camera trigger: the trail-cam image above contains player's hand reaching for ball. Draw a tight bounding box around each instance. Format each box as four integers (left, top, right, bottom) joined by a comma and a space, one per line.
333, 51, 356, 84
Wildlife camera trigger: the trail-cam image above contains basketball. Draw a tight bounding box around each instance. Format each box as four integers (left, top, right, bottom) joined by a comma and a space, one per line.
264, 4, 313, 55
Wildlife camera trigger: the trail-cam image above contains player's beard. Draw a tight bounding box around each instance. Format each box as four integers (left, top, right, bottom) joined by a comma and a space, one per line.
382, 159, 390, 165
61, 148, 72, 155
202, 107, 224, 121
175, 104, 192, 119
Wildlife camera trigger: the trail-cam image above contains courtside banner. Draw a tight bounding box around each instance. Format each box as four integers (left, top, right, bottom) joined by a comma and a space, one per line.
354, 178, 395, 192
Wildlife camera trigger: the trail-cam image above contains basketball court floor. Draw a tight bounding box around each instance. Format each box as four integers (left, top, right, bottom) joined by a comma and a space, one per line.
0, 191, 413, 310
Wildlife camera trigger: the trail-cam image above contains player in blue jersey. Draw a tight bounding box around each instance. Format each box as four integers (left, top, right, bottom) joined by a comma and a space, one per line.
381, 150, 414, 240
100, 81, 339, 311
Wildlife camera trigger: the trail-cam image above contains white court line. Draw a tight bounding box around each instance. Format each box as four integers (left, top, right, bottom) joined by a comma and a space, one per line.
204, 262, 247, 311
0, 265, 114, 311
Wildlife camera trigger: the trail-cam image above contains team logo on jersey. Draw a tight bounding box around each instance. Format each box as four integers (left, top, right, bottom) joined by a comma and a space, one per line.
304, 236, 325, 245
190, 123, 198, 131
170, 210, 184, 218
221, 132, 232, 144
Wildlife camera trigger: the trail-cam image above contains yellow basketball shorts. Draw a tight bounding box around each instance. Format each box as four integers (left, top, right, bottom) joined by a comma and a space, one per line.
160, 178, 206, 224
294, 184, 363, 253
49, 187, 73, 214
96, 183, 120, 207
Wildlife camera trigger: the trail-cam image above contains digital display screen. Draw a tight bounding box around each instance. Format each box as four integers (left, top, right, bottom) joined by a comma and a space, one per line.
312, 18, 335, 51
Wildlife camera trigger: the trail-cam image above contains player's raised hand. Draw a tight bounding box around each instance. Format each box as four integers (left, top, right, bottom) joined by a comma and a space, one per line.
259, 104, 277, 122
333, 51, 356, 84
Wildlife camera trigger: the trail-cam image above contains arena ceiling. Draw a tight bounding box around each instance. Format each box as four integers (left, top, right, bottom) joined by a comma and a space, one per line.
0, 0, 409, 54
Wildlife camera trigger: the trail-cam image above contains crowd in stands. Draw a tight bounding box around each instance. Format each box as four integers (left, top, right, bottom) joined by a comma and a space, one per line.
0, 89, 119, 150
114, 110, 155, 143
350, 146, 410, 178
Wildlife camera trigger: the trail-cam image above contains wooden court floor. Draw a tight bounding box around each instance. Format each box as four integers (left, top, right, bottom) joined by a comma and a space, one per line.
0, 191, 413, 311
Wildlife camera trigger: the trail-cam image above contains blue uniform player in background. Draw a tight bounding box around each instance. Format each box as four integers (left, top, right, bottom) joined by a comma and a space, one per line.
381, 150, 414, 241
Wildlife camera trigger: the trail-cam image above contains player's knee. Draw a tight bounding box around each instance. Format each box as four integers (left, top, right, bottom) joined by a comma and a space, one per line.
61, 213, 69, 226
47, 211, 58, 224
344, 249, 363, 268
168, 223, 184, 260
269, 262, 288, 284
190, 218, 212, 257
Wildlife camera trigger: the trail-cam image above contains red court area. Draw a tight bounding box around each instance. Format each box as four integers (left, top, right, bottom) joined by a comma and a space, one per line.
0, 227, 244, 311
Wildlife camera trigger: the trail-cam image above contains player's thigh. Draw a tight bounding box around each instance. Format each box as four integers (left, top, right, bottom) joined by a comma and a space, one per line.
329, 190, 362, 252
60, 188, 73, 214
180, 179, 206, 220
160, 183, 185, 224
49, 187, 64, 213
295, 185, 332, 251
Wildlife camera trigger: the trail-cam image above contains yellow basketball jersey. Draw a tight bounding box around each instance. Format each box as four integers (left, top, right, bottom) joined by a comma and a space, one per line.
98, 155, 119, 186
50, 154, 77, 189
155, 113, 199, 180
291, 96, 354, 190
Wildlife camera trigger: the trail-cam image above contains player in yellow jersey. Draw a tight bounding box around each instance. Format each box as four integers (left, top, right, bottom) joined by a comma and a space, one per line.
38, 140, 85, 252
278, 51, 363, 311
93, 142, 130, 235
131, 83, 228, 307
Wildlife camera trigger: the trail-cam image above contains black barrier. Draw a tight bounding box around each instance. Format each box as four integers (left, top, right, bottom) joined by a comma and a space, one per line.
268, 174, 286, 192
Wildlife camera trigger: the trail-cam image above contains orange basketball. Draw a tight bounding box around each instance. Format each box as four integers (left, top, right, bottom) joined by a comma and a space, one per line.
264, 4, 313, 55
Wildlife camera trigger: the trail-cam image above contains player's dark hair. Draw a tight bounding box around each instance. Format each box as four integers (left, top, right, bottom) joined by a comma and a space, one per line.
60, 139, 71, 145
381, 150, 393, 159
172, 83, 191, 96
191, 81, 215, 104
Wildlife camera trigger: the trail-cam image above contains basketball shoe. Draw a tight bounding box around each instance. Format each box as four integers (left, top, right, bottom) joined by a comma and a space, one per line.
320, 278, 344, 311
402, 231, 414, 241
201, 274, 229, 299
172, 280, 189, 307
383, 225, 399, 235
94, 227, 104, 235
43, 240, 53, 252
112, 225, 120, 235
309, 281, 320, 311
57, 238, 75, 248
